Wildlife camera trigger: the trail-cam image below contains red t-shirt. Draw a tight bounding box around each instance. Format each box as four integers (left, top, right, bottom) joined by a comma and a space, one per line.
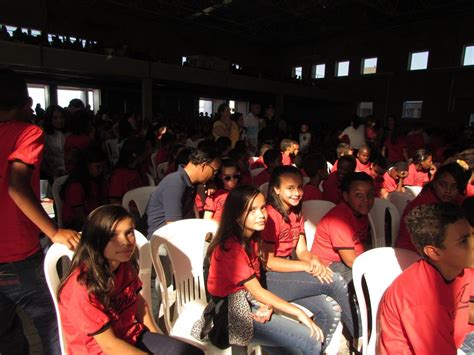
404, 163, 430, 187
466, 182, 474, 197
0, 121, 43, 262
204, 189, 229, 222
108, 167, 147, 200
59, 262, 145, 354
281, 154, 292, 166
64, 134, 91, 153
311, 202, 369, 265
395, 188, 440, 253
368, 170, 384, 197
383, 137, 406, 163
331, 160, 339, 173
254, 169, 271, 187
250, 157, 266, 170
382, 171, 398, 194
262, 205, 305, 258
62, 180, 105, 226
406, 132, 425, 155
302, 183, 323, 202
379, 260, 471, 354
356, 159, 371, 174
322, 172, 343, 205
207, 236, 261, 298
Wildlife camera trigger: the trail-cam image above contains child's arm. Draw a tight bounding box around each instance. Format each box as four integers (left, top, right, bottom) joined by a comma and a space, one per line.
338, 249, 357, 268
263, 242, 310, 273
244, 277, 323, 342
135, 294, 161, 334
295, 235, 333, 283
93, 327, 147, 354
9, 161, 80, 249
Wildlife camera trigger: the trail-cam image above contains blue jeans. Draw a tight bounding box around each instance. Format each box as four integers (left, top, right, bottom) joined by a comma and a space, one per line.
0, 252, 60, 355
265, 271, 359, 338
462, 332, 474, 353
251, 305, 322, 354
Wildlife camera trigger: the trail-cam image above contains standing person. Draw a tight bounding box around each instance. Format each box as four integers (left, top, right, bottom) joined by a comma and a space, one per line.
41, 105, 67, 180
244, 103, 261, 155
146, 146, 221, 235
378, 203, 474, 354
212, 103, 232, 140
202, 185, 323, 354
58, 205, 203, 355
262, 166, 358, 345
0, 69, 80, 355
299, 123, 312, 154
338, 116, 366, 150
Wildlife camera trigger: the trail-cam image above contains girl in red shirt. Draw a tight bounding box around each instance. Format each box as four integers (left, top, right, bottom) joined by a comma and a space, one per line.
263, 166, 359, 345
205, 185, 323, 353
58, 205, 202, 355
404, 149, 436, 187
204, 158, 240, 222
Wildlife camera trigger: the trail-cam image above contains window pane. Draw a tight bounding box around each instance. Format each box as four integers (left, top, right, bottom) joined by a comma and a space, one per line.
402, 101, 423, 118
57, 88, 86, 108
199, 99, 213, 116
409, 51, 429, 70
463, 46, 474, 66
357, 102, 373, 117
88, 91, 94, 112
27, 85, 46, 111
336, 61, 350, 77
313, 64, 325, 79
362, 57, 377, 74
293, 66, 302, 80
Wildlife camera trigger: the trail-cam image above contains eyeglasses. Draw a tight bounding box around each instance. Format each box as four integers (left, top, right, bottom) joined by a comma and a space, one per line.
223, 173, 241, 181
207, 164, 219, 176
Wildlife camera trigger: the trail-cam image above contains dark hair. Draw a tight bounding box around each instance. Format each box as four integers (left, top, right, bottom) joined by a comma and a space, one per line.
393, 161, 408, 172
69, 110, 92, 135
412, 149, 432, 165
175, 147, 192, 167
341, 172, 374, 193
267, 165, 303, 222
229, 147, 249, 162
208, 185, 263, 258
42, 105, 67, 134
0, 69, 29, 110
58, 205, 138, 309
215, 136, 231, 152
263, 149, 282, 166
302, 154, 327, 178
217, 103, 230, 119
351, 115, 361, 129
115, 136, 146, 168
338, 154, 357, 171
68, 98, 85, 110
160, 132, 176, 148
431, 162, 471, 195
188, 146, 221, 165
462, 197, 474, 227
371, 156, 387, 170
231, 112, 243, 122
406, 203, 465, 259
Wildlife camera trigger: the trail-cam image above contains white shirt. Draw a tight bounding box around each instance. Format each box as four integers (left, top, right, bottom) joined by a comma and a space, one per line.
338, 125, 366, 149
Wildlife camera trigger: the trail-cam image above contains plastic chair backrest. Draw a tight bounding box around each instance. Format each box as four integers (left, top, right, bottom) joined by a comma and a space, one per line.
105, 138, 120, 166
326, 161, 333, 174
145, 173, 155, 186
157, 162, 168, 180
44, 242, 74, 355
388, 191, 414, 216
52, 175, 69, 228
150, 152, 158, 179
353, 248, 421, 355
259, 182, 269, 196
122, 186, 156, 218
405, 185, 422, 198
250, 167, 264, 177
250, 156, 259, 163
150, 219, 218, 333
368, 198, 401, 248
302, 200, 336, 249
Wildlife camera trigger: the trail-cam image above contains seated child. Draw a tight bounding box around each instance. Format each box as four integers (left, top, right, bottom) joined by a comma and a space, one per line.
355, 144, 371, 174
302, 153, 328, 202
254, 149, 282, 187
280, 138, 297, 166
331, 143, 354, 172
322, 155, 356, 205
312, 172, 375, 282
378, 203, 473, 354
380, 161, 408, 199
250, 143, 272, 170
404, 149, 436, 187
367, 156, 387, 197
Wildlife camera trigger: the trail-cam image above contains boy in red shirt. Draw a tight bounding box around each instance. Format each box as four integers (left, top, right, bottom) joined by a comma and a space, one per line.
378, 203, 474, 354
0, 69, 80, 355
380, 161, 408, 199
302, 153, 328, 202
254, 149, 282, 187
313, 172, 375, 282
322, 155, 356, 205
355, 144, 371, 174
280, 138, 297, 166
331, 143, 354, 172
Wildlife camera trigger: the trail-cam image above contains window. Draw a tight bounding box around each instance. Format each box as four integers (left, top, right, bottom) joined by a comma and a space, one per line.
402, 101, 423, 118
362, 57, 377, 74
182, 56, 187, 65
462, 45, 474, 66
27, 84, 48, 110
357, 102, 373, 117
312, 64, 326, 79
199, 99, 213, 116
292, 66, 303, 80
408, 51, 429, 71
336, 61, 350, 77
57, 86, 100, 111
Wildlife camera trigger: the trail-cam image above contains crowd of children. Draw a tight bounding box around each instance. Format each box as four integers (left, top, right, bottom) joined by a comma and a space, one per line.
2, 67, 474, 354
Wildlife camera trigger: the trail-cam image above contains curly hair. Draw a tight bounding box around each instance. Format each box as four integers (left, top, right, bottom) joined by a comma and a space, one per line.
406, 203, 465, 258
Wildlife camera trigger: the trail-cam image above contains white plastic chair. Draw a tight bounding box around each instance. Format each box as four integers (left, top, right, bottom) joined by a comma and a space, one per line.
404, 185, 422, 198
326, 161, 333, 175
352, 247, 421, 355
250, 167, 264, 178
150, 152, 158, 179
259, 182, 269, 196
122, 186, 157, 218
157, 162, 169, 180
44, 230, 158, 354
368, 198, 401, 248
145, 172, 155, 186
105, 138, 120, 166
150, 219, 231, 353
250, 156, 259, 164
302, 200, 336, 249
388, 191, 414, 216
52, 175, 69, 228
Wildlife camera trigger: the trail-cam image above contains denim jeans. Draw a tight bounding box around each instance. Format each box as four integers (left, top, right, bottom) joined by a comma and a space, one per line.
136, 331, 204, 354
0, 252, 60, 355
461, 332, 474, 353
250, 305, 322, 354
265, 271, 359, 338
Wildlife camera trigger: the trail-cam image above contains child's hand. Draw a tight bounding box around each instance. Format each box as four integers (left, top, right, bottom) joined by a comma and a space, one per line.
51, 229, 81, 250
307, 259, 333, 284
297, 312, 324, 342
429, 164, 437, 176
251, 305, 273, 323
